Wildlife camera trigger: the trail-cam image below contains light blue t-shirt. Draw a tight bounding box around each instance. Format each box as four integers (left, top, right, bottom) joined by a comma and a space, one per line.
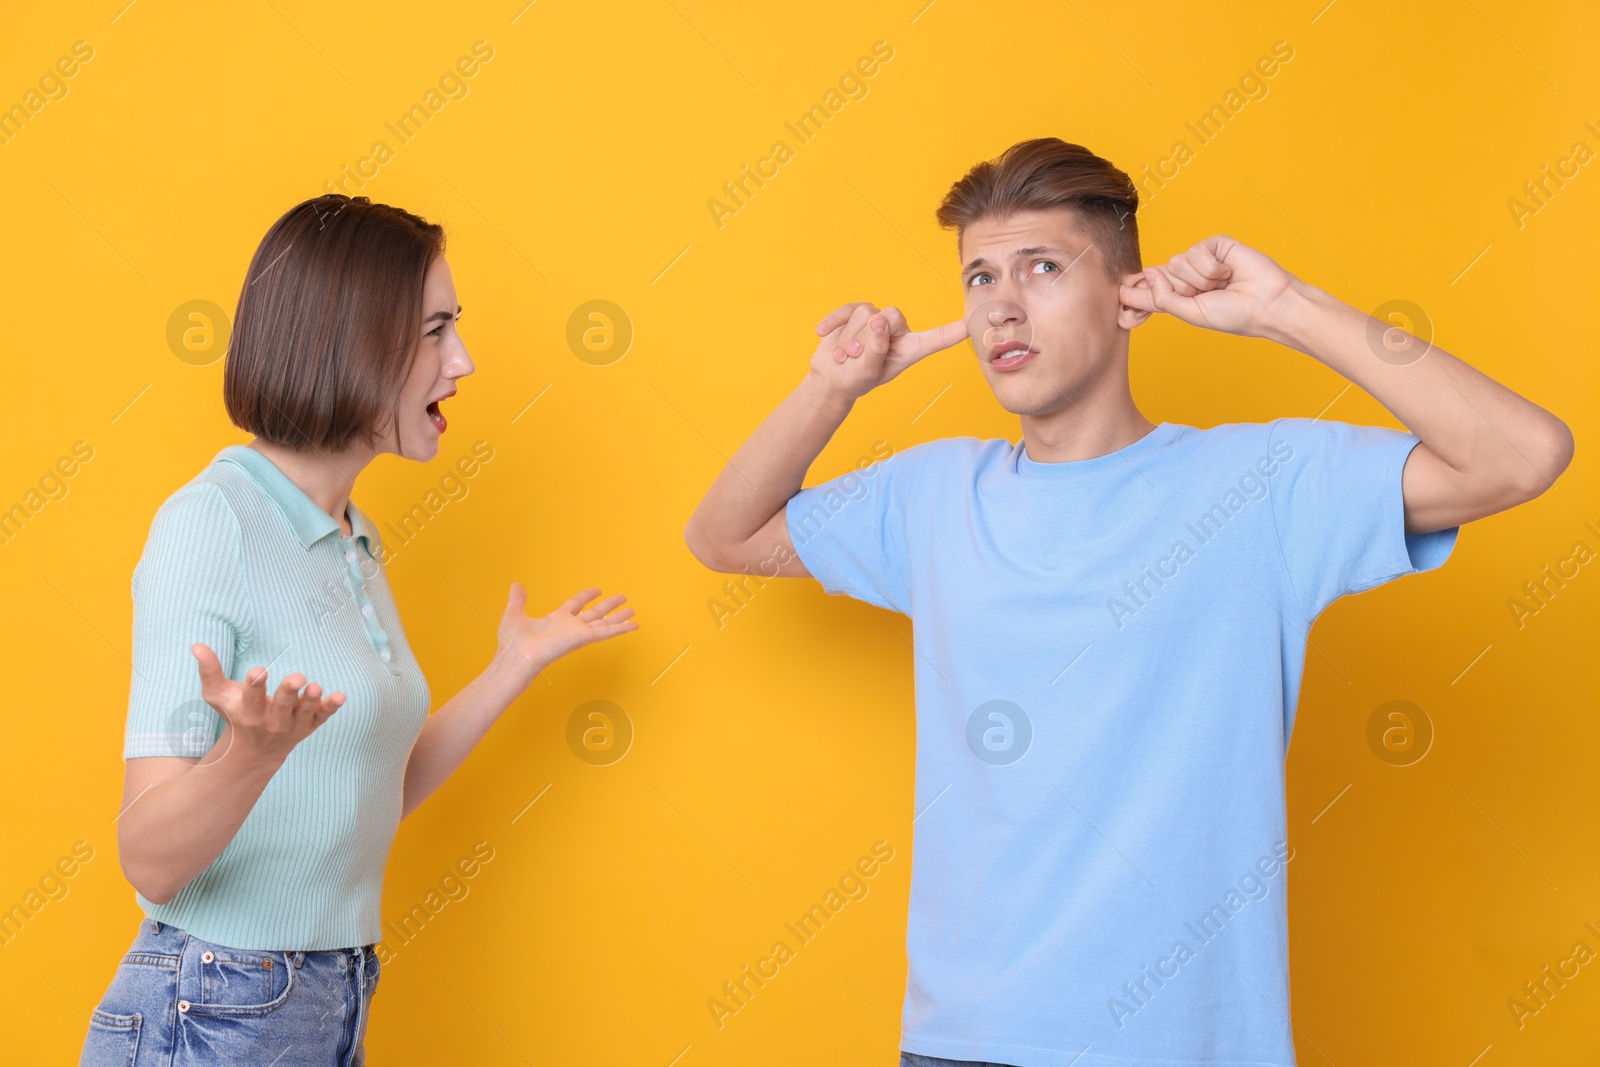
786, 418, 1458, 1067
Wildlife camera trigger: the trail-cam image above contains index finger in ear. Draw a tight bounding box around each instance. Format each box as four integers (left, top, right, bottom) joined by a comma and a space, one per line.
1118, 282, 1157, 311
901, 317, 970, 359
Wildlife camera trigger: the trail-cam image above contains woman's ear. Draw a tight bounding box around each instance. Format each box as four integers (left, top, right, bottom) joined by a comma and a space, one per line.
1117, 269, 1155, 329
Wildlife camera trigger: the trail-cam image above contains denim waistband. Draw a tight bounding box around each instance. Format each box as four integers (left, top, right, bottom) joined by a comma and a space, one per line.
135, 918, 378, 964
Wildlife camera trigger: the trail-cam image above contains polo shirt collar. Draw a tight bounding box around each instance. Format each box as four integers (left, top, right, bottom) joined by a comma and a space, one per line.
218, 444, 381, 557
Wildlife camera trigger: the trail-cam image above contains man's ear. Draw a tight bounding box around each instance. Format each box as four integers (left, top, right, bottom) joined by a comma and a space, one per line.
1117, 270, 1154, 329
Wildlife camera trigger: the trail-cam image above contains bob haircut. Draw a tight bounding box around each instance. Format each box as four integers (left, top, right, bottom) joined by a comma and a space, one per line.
935, 137, 1141, 281
224, 194, 446, 454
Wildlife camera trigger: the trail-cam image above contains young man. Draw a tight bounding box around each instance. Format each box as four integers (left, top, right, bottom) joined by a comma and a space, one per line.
684, 138, 1572, 1067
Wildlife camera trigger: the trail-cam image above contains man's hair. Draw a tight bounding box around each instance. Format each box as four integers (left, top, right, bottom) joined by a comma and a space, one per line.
224, 194, 446, 454
935, 138, 1141, 280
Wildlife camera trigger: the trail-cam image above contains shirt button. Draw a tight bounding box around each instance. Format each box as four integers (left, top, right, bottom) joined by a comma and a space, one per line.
361, 605, 373, 618
380, 649, 391, 661
345, 551, 357, 563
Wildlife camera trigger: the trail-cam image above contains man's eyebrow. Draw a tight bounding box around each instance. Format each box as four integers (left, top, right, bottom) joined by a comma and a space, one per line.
961, 246, 1074, 273
423, 305, 462, 325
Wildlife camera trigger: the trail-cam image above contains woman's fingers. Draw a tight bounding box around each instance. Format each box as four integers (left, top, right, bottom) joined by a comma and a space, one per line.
265, 673, 307, 721
557, 587, 604, 615
191, 643, 227, 696
594, 618, 640, 640
579, 593, 628, 621
317, 692, 346, 722
296, 686, 345, 728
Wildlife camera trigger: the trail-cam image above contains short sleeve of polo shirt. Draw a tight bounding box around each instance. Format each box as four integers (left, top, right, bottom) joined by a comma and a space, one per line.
1268, 417, 1459, 622
125, 481, 253, 759
785, 444, 930, 615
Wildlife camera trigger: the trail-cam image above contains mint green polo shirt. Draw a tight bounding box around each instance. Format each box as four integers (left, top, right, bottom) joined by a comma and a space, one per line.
124, 444, 431, 950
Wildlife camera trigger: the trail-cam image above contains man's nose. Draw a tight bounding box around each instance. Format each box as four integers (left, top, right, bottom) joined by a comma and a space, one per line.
984, 296, 1026, 327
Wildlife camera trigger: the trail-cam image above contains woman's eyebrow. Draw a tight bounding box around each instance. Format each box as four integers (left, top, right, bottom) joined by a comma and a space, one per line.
423, 305, 463, 325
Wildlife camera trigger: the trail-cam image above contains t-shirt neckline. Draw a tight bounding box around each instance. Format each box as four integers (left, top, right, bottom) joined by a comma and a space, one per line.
1014, 421, 1182, 478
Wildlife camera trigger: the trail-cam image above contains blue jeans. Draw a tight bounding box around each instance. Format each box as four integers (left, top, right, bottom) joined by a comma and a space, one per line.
901, 1055, 1021, 1067
80, 919, 380, 1066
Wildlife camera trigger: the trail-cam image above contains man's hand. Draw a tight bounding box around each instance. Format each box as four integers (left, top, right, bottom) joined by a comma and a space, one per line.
192, 643, 344, 766
1118, 236, 1300, 339
808, 302, 968, 401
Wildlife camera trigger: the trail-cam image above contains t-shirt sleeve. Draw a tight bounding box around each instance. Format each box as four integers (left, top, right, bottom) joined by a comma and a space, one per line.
124, 481, 253, 759
1268, 417, 1459, 623
784, 444, 928, 615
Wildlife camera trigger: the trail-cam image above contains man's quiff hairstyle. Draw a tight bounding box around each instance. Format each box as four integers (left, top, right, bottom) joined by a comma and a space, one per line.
935, 137, 1141, 280
224, 194, 446, 454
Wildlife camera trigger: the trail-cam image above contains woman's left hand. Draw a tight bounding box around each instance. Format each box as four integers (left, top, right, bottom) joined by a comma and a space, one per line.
493, 583, 638, 688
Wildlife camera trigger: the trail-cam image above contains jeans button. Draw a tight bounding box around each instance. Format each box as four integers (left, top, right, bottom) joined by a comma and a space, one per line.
201, 950, 214, 963
178, 1000, 191, 1013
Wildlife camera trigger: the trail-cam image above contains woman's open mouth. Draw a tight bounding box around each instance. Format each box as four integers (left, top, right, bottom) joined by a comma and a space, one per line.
426, 391, 454, 433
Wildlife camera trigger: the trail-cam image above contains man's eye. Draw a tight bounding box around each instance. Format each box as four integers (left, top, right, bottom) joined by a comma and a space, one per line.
1033, 260, 1059, 274
966, 272, 993, 288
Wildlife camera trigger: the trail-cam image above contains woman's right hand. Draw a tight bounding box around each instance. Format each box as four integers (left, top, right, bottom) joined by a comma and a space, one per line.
191, 643, 345, 765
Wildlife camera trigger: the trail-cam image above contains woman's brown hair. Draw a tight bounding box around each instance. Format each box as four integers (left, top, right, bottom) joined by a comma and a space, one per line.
224, 194, 446, 454
935, 138, 1141, 280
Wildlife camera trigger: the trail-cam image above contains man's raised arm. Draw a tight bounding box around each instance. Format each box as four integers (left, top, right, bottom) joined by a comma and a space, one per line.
684, 303, 967, 576
1120, 235, 1575, 533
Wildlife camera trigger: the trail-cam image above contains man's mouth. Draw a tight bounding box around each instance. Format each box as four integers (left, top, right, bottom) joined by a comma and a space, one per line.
426, 390, 455, 433
987, 341, 1038, 372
